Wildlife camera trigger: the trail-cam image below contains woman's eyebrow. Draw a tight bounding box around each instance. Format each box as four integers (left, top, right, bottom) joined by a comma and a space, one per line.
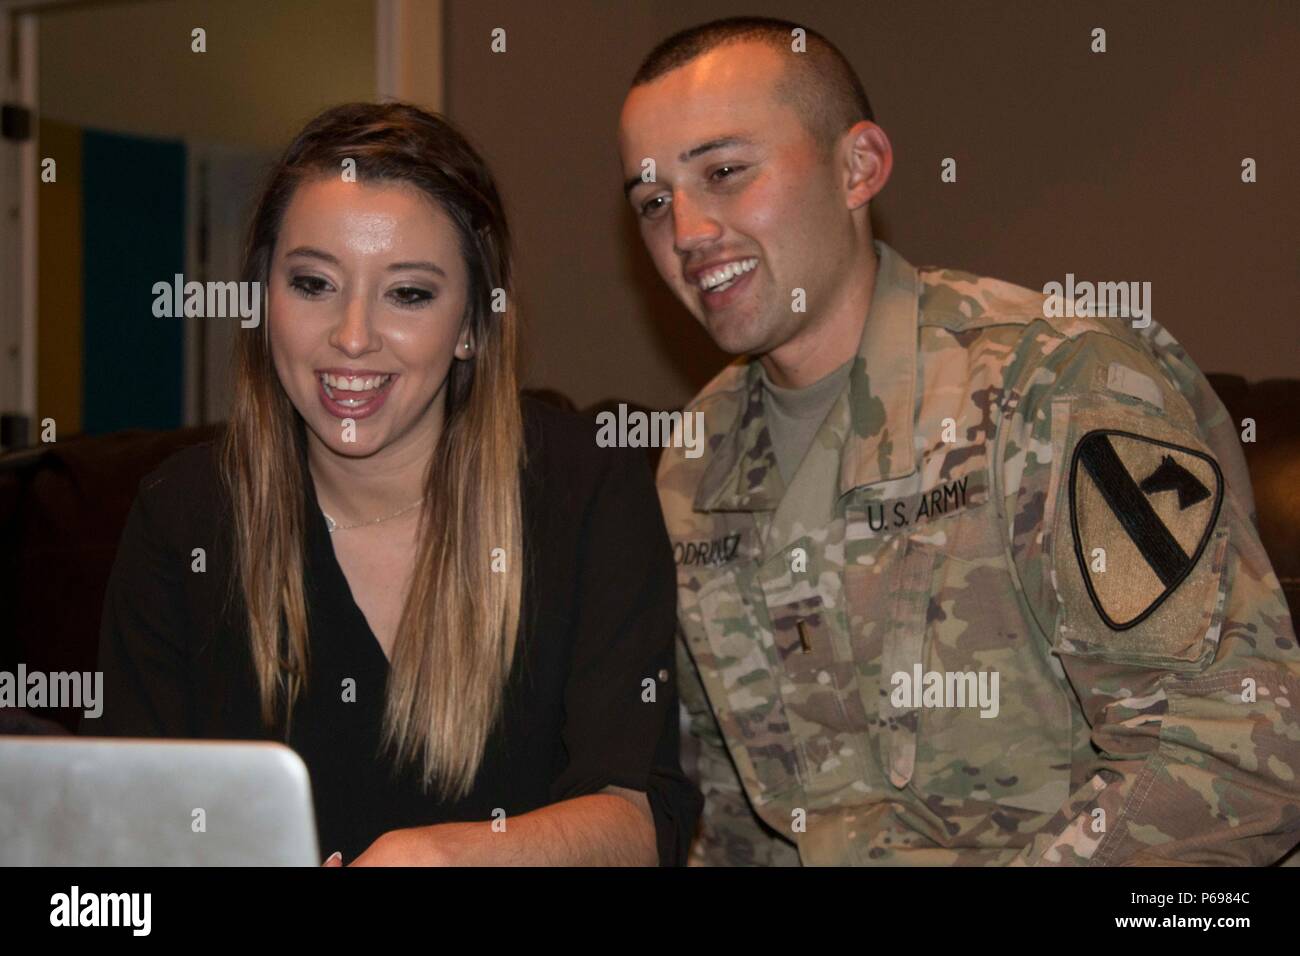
387, 260, 447, 277
284, 247, 446, 278
285, 245, 339, 264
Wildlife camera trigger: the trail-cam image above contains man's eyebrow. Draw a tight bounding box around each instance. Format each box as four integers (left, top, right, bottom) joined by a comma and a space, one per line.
284, 247, 445, 278
679, 135, 755, 163
623, 135, 757, 198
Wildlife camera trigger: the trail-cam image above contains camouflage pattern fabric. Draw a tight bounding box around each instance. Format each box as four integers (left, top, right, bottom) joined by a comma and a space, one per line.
660, 239, 1300, 865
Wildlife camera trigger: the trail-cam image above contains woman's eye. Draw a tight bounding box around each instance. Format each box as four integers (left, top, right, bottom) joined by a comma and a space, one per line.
389, 286, 435, 308
290, 275, 330, 297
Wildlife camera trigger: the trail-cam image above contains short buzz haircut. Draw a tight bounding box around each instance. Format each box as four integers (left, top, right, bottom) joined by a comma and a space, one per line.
630, 16, 875, 158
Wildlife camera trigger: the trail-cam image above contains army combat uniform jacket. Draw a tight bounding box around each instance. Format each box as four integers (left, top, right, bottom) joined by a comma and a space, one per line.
658, 240, 1300, 865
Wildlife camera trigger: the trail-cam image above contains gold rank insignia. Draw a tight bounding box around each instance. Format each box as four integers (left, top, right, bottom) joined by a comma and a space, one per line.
1069, 429, 1224, 630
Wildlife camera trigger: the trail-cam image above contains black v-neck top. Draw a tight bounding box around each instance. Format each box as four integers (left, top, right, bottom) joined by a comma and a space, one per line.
90, 397, 701, 865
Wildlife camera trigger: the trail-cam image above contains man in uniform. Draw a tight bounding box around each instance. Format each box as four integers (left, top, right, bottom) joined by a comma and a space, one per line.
618, 16, 1300, 865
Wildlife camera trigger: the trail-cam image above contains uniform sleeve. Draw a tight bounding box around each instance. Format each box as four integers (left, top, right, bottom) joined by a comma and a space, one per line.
91, 472, 196, 738
548, 445, 702, 866
999, 329, 1300, 866
677, 628, 802, 866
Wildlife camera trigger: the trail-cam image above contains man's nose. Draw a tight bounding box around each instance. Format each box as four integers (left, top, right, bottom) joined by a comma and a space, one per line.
329, 294, 380, 357
672, 191, 721, 253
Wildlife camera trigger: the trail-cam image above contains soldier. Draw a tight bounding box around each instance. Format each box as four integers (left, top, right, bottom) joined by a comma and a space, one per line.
618, 16, 1300, 865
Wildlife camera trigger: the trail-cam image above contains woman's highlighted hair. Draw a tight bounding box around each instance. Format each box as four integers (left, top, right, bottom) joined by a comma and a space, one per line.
221, 102, 524, 800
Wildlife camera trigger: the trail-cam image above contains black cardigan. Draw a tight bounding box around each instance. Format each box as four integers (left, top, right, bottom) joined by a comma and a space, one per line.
90, 396, 701, 865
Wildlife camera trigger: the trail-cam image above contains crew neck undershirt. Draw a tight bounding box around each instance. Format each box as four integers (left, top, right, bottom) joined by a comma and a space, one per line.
758, 356, 855, 487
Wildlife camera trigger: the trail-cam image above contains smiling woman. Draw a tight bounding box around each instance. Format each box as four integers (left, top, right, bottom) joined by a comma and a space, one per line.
91, 102, 701, 866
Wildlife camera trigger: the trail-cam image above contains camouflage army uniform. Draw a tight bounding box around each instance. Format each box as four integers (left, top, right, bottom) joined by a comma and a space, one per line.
659, 239, 1300, 865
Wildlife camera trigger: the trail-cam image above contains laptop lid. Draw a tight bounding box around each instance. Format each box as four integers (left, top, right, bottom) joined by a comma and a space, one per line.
0, 737, 319, 866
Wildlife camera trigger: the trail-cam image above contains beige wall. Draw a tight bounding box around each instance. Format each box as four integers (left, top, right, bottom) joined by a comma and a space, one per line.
39, 0, 375, 151
32, 0, 378, 430
444, 0, 1300, 411
36, 118, 83, 434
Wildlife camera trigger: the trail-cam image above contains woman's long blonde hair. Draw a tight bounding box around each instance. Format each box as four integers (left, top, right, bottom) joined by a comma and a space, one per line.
220, 102, 524, 799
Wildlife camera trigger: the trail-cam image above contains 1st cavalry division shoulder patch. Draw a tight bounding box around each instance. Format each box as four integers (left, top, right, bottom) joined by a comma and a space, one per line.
1069, 429, 1224, 630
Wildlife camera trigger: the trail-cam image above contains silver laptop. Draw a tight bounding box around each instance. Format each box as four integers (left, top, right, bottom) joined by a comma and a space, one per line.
0, 737, 320, 866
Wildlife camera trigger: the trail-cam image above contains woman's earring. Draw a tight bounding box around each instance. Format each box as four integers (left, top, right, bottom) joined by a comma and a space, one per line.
459, 339, 475, 357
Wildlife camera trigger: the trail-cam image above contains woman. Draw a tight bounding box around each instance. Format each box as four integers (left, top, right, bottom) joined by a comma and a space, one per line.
93, 102, 700, 865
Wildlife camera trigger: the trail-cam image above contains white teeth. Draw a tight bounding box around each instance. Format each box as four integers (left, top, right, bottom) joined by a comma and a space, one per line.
698, 257, 758, 291
319, 372, 392, 400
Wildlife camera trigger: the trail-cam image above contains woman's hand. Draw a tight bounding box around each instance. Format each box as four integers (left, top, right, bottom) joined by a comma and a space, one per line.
322, 825, 461, 867
318, 789, 654, 866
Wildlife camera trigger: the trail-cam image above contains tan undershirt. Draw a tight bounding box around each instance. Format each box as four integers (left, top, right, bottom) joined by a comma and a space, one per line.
758, 356, 855, 487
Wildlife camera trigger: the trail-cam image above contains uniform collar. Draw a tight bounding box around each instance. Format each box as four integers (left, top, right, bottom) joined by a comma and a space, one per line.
694, 239, 920, 513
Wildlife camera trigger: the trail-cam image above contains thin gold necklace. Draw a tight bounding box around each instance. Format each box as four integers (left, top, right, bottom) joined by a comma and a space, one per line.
321, 498, 423, 533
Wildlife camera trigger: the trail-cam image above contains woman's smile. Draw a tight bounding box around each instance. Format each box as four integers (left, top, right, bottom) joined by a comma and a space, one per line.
316, 368, 400, 420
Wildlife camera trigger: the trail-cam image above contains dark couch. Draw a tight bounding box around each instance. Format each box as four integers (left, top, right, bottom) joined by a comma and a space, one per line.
2, 376, 1297, 735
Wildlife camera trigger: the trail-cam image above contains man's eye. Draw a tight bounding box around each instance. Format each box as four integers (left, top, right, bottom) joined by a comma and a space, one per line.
639, 195, 669, 218
290, 275, 330, 297
389, 286, 434, 308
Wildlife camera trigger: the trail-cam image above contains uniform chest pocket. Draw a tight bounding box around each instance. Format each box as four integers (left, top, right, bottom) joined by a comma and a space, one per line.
864, 523, 1074, 817
678, 566, 803, 809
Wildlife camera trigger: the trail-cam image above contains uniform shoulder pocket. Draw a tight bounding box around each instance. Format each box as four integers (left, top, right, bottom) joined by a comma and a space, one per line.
1051, 405, 1231, 670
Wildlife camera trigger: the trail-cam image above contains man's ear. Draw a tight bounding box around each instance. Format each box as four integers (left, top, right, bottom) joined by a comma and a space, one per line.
842, 120, 892, 211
